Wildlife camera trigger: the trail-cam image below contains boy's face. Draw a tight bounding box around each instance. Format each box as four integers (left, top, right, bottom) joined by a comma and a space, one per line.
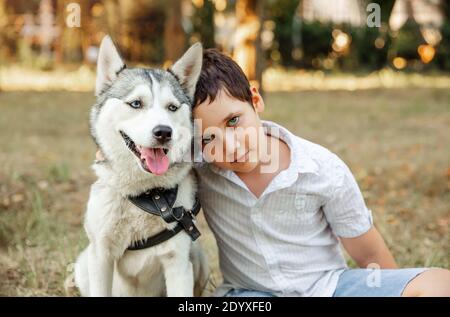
194, 88, 265, 173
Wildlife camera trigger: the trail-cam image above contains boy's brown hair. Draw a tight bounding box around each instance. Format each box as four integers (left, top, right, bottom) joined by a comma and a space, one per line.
194, 48, 252, 107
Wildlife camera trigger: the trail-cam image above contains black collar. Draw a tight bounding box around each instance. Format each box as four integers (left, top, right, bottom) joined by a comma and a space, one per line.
127, 186, 201, 251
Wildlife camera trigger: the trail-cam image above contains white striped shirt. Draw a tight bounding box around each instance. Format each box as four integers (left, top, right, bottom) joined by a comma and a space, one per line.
194, 120, 373, 297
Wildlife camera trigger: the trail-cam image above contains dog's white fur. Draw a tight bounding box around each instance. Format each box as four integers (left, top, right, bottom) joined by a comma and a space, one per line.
72, 36, 208, 297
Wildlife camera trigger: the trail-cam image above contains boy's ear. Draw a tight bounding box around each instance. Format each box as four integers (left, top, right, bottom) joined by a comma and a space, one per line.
95, 35, 125, 96
170, 43, 203, 101
251, 86, 265, 113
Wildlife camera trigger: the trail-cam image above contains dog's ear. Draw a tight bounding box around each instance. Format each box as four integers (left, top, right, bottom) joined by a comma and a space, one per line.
95, 35, 125, 96
170, 43, 203, 101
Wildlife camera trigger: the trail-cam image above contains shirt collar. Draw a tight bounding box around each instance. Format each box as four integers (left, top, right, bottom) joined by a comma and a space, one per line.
262, 120, 319, 175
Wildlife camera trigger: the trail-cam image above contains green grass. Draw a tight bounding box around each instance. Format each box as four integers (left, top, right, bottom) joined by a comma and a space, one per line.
0, 89, 449, 296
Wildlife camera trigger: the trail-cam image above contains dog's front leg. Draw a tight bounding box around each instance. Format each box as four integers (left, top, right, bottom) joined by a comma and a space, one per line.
87, 243, 114, 297
161, 252, 194, 297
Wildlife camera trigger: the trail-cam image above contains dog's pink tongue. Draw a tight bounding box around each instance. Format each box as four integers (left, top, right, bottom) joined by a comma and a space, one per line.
140, 148, 169, 175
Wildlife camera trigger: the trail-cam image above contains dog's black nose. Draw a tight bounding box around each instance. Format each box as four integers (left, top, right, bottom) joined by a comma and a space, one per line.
152, 125, 172, 142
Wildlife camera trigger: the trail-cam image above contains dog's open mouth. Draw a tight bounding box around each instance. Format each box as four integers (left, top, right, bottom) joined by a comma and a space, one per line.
120, 131, 170, 175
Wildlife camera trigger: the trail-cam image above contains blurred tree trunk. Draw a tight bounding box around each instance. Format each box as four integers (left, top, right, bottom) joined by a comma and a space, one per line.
254, 2, 264, 95
104, 0, 122, 45
0, 0, 6, 57
78, 0, 90, 64
55, 0, 90, 64
233, 0, 263, 91
39, 0, 55, 60
191, 0, 215, 49
54, 0, 65, 64
0, 0, 5, 91
164, 0, 186, 64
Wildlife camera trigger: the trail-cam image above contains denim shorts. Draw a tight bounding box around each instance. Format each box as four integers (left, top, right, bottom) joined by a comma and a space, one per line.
224, 268, 429, 297
332, 268, 429, 296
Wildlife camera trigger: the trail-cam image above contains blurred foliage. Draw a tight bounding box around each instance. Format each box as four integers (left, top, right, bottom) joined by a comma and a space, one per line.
390, 21, 423, 60
130, 6, 166, 64
348, 25, 391, 71
264, 0, 450, 72
265, 0, 300, 67
297, 21, 333, 69
436, 2, 450, 70
265, 0, 396, 70
0, 0, 449, 72
190, 0, 215, 49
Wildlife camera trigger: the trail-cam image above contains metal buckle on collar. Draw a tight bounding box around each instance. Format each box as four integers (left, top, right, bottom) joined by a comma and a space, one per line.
170, 207, 184, 221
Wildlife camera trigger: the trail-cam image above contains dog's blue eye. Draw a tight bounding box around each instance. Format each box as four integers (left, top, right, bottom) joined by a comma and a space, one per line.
168, 104, 178, 112
128, 100, 142, 109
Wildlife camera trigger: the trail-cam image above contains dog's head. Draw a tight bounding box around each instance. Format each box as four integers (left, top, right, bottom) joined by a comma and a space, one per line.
91, 36, 202, 177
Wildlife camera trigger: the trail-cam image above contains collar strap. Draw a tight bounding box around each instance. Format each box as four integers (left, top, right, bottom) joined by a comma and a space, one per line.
127, 186, 201, 250
128, 186, 179, 223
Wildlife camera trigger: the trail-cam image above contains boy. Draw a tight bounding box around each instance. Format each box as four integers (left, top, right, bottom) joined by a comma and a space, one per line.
191, 49, 450, 297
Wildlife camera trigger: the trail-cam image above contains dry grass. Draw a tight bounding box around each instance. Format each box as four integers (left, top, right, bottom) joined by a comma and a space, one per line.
0, 88, 449, 296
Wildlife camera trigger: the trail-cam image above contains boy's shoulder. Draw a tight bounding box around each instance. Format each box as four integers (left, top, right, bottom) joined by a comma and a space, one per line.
265, 120, 344, 172
287, 132, 356, 198
267, 120, 356, 192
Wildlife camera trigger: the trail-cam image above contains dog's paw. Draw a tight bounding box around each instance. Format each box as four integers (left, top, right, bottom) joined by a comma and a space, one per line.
64, 273, 80, 297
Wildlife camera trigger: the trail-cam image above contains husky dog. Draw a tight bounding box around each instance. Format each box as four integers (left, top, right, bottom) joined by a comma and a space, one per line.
72, 36, 208, 297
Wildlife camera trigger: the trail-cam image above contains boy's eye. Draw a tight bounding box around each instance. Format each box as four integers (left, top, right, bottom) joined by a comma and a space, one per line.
202, 134, 215, 144
227, 116, 239, 127
127, 100, 142, 109
168, 103, 179, 112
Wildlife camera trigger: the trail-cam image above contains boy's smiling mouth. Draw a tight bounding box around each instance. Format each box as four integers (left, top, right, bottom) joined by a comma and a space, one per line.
232, 150, 250, 163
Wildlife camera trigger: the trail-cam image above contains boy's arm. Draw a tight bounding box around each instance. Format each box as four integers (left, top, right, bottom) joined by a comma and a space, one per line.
322, 154, 398, 269
340, 226, 398, 269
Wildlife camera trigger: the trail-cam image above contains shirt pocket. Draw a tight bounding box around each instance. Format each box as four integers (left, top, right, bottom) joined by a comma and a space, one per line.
267, 193, 323, 233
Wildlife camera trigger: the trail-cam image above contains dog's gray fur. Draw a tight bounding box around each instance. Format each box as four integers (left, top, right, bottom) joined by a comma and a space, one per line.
70, 36, 208, 297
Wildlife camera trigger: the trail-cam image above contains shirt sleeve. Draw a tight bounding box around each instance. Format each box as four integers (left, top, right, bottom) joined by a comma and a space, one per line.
323, 155, 373, 238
